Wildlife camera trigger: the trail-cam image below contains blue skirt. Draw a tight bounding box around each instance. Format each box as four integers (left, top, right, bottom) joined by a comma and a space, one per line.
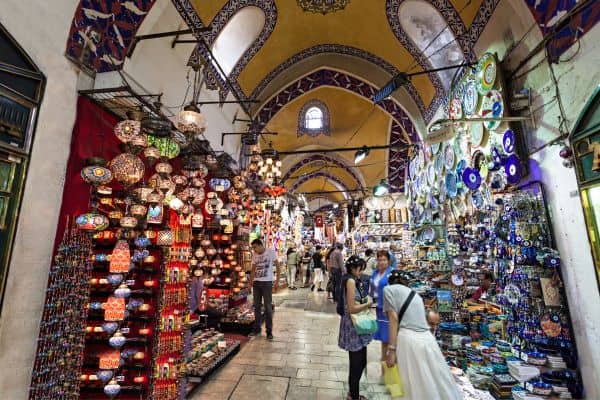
373, 307, 389, 343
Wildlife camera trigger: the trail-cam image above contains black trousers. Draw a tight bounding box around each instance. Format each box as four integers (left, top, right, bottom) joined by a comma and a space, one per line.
252, 281, 273, 334
348, 347, 367, 400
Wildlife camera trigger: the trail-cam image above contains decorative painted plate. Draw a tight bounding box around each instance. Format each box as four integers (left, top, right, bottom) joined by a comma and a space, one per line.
434, 152, 445, 174
452, 274, 464, 286
456, 159, 468, 178
427, 163, 436, 186
444, 144, 456, 170
462, 80, 479, 116
449, 98, 463, 121
503, 129, 516, 154
430, 142, 441, 155
470, 121, 485, 148
476, 53, 497, 95
445, 172, 458, 198
439, 177, 447, 203
409, 157, 417, 181
480, 90, 504, 131
472, 190, 484, 209
418, 148, 425, 170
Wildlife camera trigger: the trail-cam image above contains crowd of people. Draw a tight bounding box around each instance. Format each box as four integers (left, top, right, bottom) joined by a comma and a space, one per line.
251, 241, 477, 400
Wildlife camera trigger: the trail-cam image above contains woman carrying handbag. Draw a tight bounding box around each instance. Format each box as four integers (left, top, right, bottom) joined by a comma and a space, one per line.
338, 256, 374, 400
384, 270, 462, 400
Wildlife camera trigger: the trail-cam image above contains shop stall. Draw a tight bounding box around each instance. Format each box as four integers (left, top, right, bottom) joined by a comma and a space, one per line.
403, 53, 584, 399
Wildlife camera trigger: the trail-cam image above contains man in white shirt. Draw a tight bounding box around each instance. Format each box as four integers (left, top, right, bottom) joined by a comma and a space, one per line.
250, 238, 278, 340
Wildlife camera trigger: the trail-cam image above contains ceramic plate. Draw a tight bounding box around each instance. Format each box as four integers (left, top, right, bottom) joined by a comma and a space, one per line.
439, 177, 447, 203
418, 148, 425, 170
470, 121, 485, 148
452, 274, 465, 286
477, 53, 497, 95
445, 172, 458, 198
444, 145, 456, 170
435, 152, 445, 174
431, 142, 441, 155
462, 80, 479, 116
481, 90, 504, 131
449, 98, 463, 120
421, 227, 436, 243
428, 163, 436, 186
409, 157, 417, 180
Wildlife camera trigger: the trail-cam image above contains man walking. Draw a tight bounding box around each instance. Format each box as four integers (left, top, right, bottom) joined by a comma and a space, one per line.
330, 243, 345, 302
249, 239, 277, 340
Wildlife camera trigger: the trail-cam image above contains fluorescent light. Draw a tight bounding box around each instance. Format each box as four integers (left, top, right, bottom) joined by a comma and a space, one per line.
373, 179, 389, 196
354, 146, 370, 164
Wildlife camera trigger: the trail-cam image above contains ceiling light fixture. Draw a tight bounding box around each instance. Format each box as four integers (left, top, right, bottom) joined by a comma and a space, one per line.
297, 0, 350, 15
373, 179, 390, 197
354, 146, 370, 164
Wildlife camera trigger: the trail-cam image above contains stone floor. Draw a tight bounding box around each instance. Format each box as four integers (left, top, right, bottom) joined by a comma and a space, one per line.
189, 284, 392, 400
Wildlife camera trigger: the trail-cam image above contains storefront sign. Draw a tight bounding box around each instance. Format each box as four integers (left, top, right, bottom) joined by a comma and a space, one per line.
426, 124, 456, 145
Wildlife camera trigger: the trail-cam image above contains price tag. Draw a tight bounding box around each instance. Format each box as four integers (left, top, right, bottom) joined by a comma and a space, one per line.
218, 341, 227, 349
126, 280, 135, 286
116, 375, 125, 382
121, 327, 130, 334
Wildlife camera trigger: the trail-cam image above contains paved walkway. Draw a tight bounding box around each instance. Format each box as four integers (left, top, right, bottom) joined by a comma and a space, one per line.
190, 285, 392, 400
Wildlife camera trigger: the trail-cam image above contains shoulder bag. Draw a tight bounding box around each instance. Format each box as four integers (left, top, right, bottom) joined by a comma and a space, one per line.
350, 279, 378, 335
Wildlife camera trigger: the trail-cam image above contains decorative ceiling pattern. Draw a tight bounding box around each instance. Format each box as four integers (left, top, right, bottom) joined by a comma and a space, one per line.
249, 44, 430, 120
290, 171, 351, 193
281, 154, 363, 187
254, 68, 414, 191
66, 0, 156, 72
525, 0, 600, 61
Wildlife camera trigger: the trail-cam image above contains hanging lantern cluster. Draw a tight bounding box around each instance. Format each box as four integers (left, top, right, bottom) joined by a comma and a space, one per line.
257, 142, 282, 186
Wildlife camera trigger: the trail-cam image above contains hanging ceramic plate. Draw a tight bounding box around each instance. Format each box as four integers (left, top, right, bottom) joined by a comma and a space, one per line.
427, 163, 436, 186
439, 177, 447, 203
380, 195, 395, 209
480, 90, 504, 131
476, 53, 497, 95
456, 159, 468, 177
430, 142, 441, 155
449, 98, 463, 121
462, 80, 479, 116
434, 152, 445, 175
451, 274, 465, 286
470, 121, 485, 148
444, 145, 456, 170
445, 172, 458, 198
504, 154, 523, 185
409, 157, 417, 181
418, 148, 425, 170
503, 129, 516, 154
472, 190, 484, 209
504, 284, 521, 305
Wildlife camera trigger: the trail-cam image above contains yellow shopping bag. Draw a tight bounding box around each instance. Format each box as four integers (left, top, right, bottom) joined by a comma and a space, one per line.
381, 362, 404, 397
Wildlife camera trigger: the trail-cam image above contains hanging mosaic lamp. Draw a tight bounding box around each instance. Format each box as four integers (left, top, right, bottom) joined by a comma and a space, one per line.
114, 120, 141, 143
156, 229, 174, 246
81, 165, 113, 186
177, 104, 207, 135
104, 379, 121, 397
76, 213, 109, 231
109, 153, 145, 185
109, 240, 131, 273
108, 332, 126, 348
128, 134, 148, 155
147, 135, 180, 159
114, 284, 131, 299
143, 146, 160, 165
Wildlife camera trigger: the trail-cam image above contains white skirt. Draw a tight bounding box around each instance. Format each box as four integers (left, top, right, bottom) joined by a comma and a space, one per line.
394, 328, 463, 400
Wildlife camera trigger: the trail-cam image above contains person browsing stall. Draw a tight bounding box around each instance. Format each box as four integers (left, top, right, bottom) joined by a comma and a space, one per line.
467, 270, 494, 305
249, 239, 278, 340
370, 250, 395, 375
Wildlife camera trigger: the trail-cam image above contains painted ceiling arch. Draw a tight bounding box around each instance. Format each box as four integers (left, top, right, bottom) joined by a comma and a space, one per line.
255, 69, 414, 191
281, 154, 364, 188
290, 172, 351, 196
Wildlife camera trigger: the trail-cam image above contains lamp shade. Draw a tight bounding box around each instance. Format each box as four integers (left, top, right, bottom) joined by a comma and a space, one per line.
109, 240, 131, 273
177, 104, 207, 134
109, 153, 145, 185
114, 120, 140, 143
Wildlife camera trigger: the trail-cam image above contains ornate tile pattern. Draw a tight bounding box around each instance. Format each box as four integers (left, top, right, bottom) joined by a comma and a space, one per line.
65, 0, 156, 72
172, 0, 277, 95
297, 99, 331, 137
250, 44, 428, 118
525, 0, 600, 61
281, 154, 362, 187
255, 69, 416, 191
290, 171, 351, 192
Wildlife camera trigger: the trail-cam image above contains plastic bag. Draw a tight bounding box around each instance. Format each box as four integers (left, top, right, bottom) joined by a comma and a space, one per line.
381, 361, 404, 397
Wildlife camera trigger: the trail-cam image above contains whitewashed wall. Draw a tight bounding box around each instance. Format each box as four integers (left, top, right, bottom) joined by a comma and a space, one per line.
475, 1, 600, 397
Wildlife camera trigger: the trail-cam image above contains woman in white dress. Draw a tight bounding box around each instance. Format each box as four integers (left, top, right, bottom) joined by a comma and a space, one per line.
384, 270, 462, 400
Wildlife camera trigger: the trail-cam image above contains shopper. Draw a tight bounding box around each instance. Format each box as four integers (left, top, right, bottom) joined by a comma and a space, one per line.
249, 239, 277, 340
286, 247, 300, 290
338, 256, 373, 400
363, 249, 376, 277
301, 249, 312, 288
370, 250, 394, 373
330, 243, 345, 302
311, 245, 325, 292
384, 270, 461, 400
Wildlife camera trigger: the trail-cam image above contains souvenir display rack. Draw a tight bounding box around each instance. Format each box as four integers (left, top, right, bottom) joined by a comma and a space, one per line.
404, 51, 583, 398
351, 223, 411, 261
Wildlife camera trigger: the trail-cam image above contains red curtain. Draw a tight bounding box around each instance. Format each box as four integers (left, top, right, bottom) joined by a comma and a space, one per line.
51, 96, 121, 255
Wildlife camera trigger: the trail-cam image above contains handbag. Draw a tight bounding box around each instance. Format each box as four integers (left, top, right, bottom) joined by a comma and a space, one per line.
350, 279, 377, 335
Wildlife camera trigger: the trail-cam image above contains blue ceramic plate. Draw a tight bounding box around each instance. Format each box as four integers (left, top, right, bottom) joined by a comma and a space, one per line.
445, 173, 458, 198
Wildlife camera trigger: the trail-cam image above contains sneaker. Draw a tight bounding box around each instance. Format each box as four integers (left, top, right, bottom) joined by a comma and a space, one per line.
267, 333, 274, 341
310, 284, 315, 291
248, 331, 260, 337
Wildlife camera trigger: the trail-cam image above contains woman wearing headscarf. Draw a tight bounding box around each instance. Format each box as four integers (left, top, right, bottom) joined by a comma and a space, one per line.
384, 270, 462, 399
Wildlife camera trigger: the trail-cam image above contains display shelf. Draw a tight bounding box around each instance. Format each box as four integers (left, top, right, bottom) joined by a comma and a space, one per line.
185, 341, 241, 398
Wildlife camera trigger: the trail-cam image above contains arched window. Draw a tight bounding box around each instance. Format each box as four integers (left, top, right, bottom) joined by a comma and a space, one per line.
399, 0, 464, 89
211, 6, 265, 77
298, 100, 330, 137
